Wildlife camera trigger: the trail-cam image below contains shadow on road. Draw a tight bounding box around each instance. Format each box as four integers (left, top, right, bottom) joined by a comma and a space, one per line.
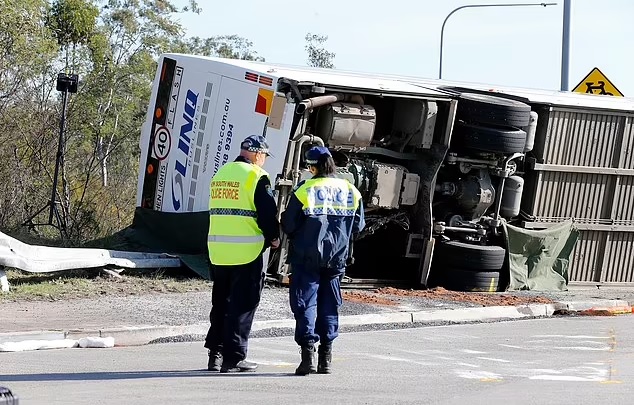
0, 369, 297, 382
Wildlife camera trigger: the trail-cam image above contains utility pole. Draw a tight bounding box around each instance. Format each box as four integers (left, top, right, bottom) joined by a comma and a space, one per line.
560, 0, 571, 91
439, 3, 557, 80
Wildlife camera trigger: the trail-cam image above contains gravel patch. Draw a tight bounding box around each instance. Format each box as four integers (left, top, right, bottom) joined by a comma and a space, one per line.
1, 286, 407, 332
2, 282, 632, 334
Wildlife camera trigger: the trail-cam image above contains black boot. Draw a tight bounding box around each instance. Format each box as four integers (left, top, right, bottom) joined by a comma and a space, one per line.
207, 350, 222, 372
295, 345, 316, 376
317, 343, 332, 374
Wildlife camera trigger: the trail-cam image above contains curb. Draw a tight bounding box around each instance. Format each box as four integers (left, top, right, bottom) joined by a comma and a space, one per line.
551, 299, 631, 312
0, 299, 630, 351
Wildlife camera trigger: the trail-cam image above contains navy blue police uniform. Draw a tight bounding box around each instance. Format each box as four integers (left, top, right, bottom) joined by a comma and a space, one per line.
281, 146, 365, 374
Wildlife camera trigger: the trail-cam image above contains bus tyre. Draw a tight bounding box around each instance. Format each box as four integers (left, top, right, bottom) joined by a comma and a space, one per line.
439, 268, 500, 293
453, 123, 527, 154
435, 240, 506, 271
456, 92, 532, 128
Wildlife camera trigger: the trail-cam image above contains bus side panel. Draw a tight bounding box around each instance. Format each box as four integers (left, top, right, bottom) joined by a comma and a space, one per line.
137, 58, 293, 214
191, 76, 293, 212
137, 56, 222, 213
135, 57, 165, 208
136, 119, 152, 208
262, 100, 295, 182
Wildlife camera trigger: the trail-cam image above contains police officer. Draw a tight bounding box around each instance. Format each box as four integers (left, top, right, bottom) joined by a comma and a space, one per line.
205, 135, 280, 373
281, 146, 365, 375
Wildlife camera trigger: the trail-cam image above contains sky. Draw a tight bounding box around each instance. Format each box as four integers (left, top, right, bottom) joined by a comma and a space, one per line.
177, 0, 634, 96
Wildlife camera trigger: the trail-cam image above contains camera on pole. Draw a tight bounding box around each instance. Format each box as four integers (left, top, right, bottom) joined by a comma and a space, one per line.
22, 72, 79, 238
56, 73, 79, 93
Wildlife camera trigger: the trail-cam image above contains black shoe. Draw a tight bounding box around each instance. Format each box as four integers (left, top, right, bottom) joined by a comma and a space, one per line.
295, 345, 316, 376
220, 360, 258, 373
317, 343, 332, 374
207, 350, 222, 372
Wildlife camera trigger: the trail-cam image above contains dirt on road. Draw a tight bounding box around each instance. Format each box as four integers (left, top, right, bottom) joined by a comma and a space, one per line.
343, 290, 398, 306
343, 287, 554, 307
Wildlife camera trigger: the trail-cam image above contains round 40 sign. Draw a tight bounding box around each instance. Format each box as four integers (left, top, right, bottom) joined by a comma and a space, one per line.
153, 125, 171, 161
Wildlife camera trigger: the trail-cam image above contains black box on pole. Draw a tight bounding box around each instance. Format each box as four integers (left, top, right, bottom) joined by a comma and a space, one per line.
56, 73, 78, 93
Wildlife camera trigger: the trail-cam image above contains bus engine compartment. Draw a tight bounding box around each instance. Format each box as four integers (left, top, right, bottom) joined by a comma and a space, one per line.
273, 83, 538, 291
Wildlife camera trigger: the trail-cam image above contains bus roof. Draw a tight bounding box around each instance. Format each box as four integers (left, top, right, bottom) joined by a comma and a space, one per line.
164, 53, 634, 113
411, 78, 634, 113
164, 53, 451, 99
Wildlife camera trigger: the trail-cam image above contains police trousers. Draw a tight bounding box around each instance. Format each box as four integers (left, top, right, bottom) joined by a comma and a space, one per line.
289, 263, 344, 347
204, 255, 264, 365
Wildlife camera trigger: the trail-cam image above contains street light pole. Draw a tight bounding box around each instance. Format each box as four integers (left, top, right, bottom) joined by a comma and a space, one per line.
439, 2, 557, 80
560, 0, 571, 91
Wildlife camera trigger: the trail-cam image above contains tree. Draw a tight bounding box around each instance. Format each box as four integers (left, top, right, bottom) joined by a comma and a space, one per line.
0, 0, 266, 243
40, 0, 100, 234
0, 0, 57, 110
0, 0, 58, 232
305, 33, 335, 69
58, 0, 201, 239
47, 0, 99, 70
177, 34, 264, 61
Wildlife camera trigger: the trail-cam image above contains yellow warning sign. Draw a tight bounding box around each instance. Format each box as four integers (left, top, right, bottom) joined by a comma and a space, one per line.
572, 67, 624, 97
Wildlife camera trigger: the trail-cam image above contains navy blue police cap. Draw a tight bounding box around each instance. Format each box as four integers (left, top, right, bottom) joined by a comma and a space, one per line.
305, 146, 332, 165
241, 135, 272, 157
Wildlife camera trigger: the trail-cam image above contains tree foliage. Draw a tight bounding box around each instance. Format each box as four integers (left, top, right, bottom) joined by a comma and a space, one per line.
179, 35, 264, 61
305, 33, 335, 69
0, 0, 58, 232
0, 1, 338, 244
48, 0, 99, 47
0, 0, 57, 106
0, 0, 268, 243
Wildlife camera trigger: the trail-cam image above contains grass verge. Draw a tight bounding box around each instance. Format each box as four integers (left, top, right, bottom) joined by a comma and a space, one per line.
1, 267, 210, 302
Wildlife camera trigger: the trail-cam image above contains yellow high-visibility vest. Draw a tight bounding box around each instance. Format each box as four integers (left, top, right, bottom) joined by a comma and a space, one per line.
294, 177, 361, 216
208, 161, 269, 265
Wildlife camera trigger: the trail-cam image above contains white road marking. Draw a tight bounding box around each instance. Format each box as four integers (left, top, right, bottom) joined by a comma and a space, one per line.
457, 362, 480, 368
461, 349, 487, 354
528, 369, 562, 374
454, 370, 503, 380
529, 375, 604, 382
366, 354, 438, 366
552, 346, 610, 351
250, 359, 295, 366
573, 340, 611, 345
476, 357, 512, 363
531, 335, 610, 339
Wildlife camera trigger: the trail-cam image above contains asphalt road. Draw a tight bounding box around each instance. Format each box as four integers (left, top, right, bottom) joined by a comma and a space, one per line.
1, 316, 632, 405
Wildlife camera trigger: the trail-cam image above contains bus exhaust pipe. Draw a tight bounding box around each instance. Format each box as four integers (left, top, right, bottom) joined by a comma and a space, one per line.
296, 93, 345, 114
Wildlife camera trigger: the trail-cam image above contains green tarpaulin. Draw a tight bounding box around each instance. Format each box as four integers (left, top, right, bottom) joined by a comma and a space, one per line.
122, 207, 211, 279
502, 219, 579, 291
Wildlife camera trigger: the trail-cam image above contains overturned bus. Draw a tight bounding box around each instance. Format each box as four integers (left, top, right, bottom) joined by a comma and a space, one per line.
131, 53, 634, 290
